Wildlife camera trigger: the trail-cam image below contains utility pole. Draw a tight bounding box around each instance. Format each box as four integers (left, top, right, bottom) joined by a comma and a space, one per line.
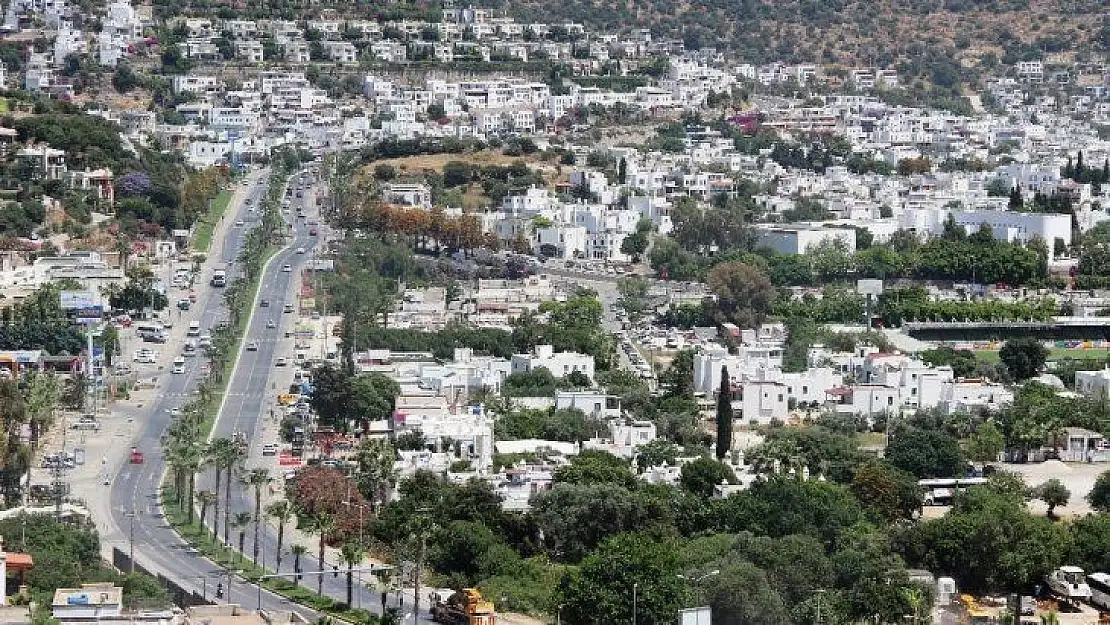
412, 509, 433, 624
126, 511, 137, 573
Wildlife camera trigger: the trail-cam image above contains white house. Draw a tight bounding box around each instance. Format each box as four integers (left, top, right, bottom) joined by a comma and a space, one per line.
511, 344, 595, 381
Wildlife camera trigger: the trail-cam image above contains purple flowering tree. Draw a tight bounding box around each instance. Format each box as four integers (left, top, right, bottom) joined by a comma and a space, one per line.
117, 171, 152, 197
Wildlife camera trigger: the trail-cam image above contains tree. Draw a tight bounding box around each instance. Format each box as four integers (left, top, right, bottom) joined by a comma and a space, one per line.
244, 468, 271, 563
340, 541, 365, 607
715, 366, 733, 459
290, 544, 308, 585
374, 164, 397, 181
851, 460, 922, 522
267, 500, 295, 573
703, 561, 791, 625
112, 65, 139, 93
1087, 470, 1110, 511
896, 486, 1071, 593
233, 511, 253, 560
354, 438, 397, 509
554, 450, 636, 489
306, 513, 336, 595
679, 457, 736, 498
885, 427, 964, 479
965, 422, 1005, 462
620, 230, 649, 262
557, 532, 689, 625
706, 262, 773, 328
999, 338, 1048, 381
1032, 479, 1070, 517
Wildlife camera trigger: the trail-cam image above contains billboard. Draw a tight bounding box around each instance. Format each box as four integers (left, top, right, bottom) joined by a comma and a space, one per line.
679, 607, 711, 625
60, 291, 97, 310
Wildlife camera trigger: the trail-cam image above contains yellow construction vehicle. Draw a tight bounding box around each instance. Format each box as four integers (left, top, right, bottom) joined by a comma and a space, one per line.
430, 588, 496, 625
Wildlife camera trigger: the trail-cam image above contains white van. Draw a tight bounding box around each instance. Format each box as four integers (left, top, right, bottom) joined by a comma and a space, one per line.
187, 321, 201, 337
172, 356, 186, 374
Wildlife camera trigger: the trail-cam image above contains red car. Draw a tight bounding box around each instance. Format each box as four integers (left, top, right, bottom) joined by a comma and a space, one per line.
129, 448, 145, 464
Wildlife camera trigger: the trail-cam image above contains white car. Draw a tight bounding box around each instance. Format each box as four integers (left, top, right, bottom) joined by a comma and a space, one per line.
234, 220, 245, 227
266, 319, 277, 329
262, 443, 278, 456
282, 264, 292, 273
275, 357, 288, 367
171, 357, 186, 374
295, 247, 305, 254
133, 349, 157, 363
246, 341, 259, 351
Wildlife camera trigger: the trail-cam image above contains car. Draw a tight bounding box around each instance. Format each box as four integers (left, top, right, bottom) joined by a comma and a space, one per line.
266, 319, 276, 329
172, 356, 186, 374
199, 335, 212, 348
260, 299, 270, 307
234, 220, 245, 227
134, 349, 157, 363
282, 264, 292, 273
130, 448, 145, 464
275, 357, 288, 367
114, 365, 132, 376
283, 304, 294, 313
296, 247, 305, 254
262, 444, 279, 457
246, 341, 259, 351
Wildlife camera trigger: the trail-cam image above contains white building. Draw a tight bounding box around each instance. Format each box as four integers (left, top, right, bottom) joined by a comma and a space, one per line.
756, 225, 856, 255
510, 344, 595, 381
1074, 369, 1110, 399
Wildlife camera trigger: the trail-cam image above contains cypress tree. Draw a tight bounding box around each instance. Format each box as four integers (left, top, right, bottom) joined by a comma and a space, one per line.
715, 365, 733, 460
1008, 185, 1023, 210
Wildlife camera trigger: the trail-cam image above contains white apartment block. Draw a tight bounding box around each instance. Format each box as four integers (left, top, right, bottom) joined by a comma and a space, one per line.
756, 225, 856, 255
510, 344, 595, 381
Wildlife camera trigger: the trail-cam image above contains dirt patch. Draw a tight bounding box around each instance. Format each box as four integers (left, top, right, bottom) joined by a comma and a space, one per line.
368, 150, 543, 175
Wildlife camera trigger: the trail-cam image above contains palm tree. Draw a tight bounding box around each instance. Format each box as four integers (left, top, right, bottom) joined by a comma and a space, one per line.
290, 544, 308, 586
339, 540, 364, 608
167, 440, 204, 523
24, 372, 59, 451
267, 500, 294, 573
220, 442, 245, 546
233, 511, 253, 561
197, 490, 217, 528
304, 512, 335, 596
243, 468, 271, 564
205, 438, 238, 541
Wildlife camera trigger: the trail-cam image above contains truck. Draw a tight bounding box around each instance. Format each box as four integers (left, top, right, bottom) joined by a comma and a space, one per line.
211, 267, 227, 287
431, 589, 496, 625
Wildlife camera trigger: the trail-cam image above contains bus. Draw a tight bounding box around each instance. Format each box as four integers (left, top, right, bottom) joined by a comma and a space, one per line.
1087, 572, 1110, 611
919, 477, 990, 506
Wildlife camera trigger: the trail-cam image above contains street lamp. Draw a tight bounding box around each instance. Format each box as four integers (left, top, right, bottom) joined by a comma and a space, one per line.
632, 582, 639, 625
677, 570, 720, 583
815, 589, 827, 625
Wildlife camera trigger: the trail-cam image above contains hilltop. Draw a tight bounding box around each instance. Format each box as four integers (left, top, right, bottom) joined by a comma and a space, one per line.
493, 0, 1108, 83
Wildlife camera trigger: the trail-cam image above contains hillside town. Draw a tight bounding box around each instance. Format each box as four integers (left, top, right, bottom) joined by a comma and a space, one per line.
0, 1, 1106, 625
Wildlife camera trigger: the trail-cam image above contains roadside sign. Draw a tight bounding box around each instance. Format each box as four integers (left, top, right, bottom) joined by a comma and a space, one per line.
60, 291, 97, 309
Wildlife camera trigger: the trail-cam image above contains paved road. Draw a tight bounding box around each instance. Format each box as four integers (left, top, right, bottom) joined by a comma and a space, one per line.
96, 168, 322, 617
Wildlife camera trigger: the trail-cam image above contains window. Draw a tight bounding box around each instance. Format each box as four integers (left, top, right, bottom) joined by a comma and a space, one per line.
777, 394, 783, 402
887, 396, 894, 406
802, 386, 808, 394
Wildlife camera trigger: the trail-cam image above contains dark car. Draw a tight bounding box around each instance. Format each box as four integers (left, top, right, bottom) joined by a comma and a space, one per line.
260, 299, 270, 307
